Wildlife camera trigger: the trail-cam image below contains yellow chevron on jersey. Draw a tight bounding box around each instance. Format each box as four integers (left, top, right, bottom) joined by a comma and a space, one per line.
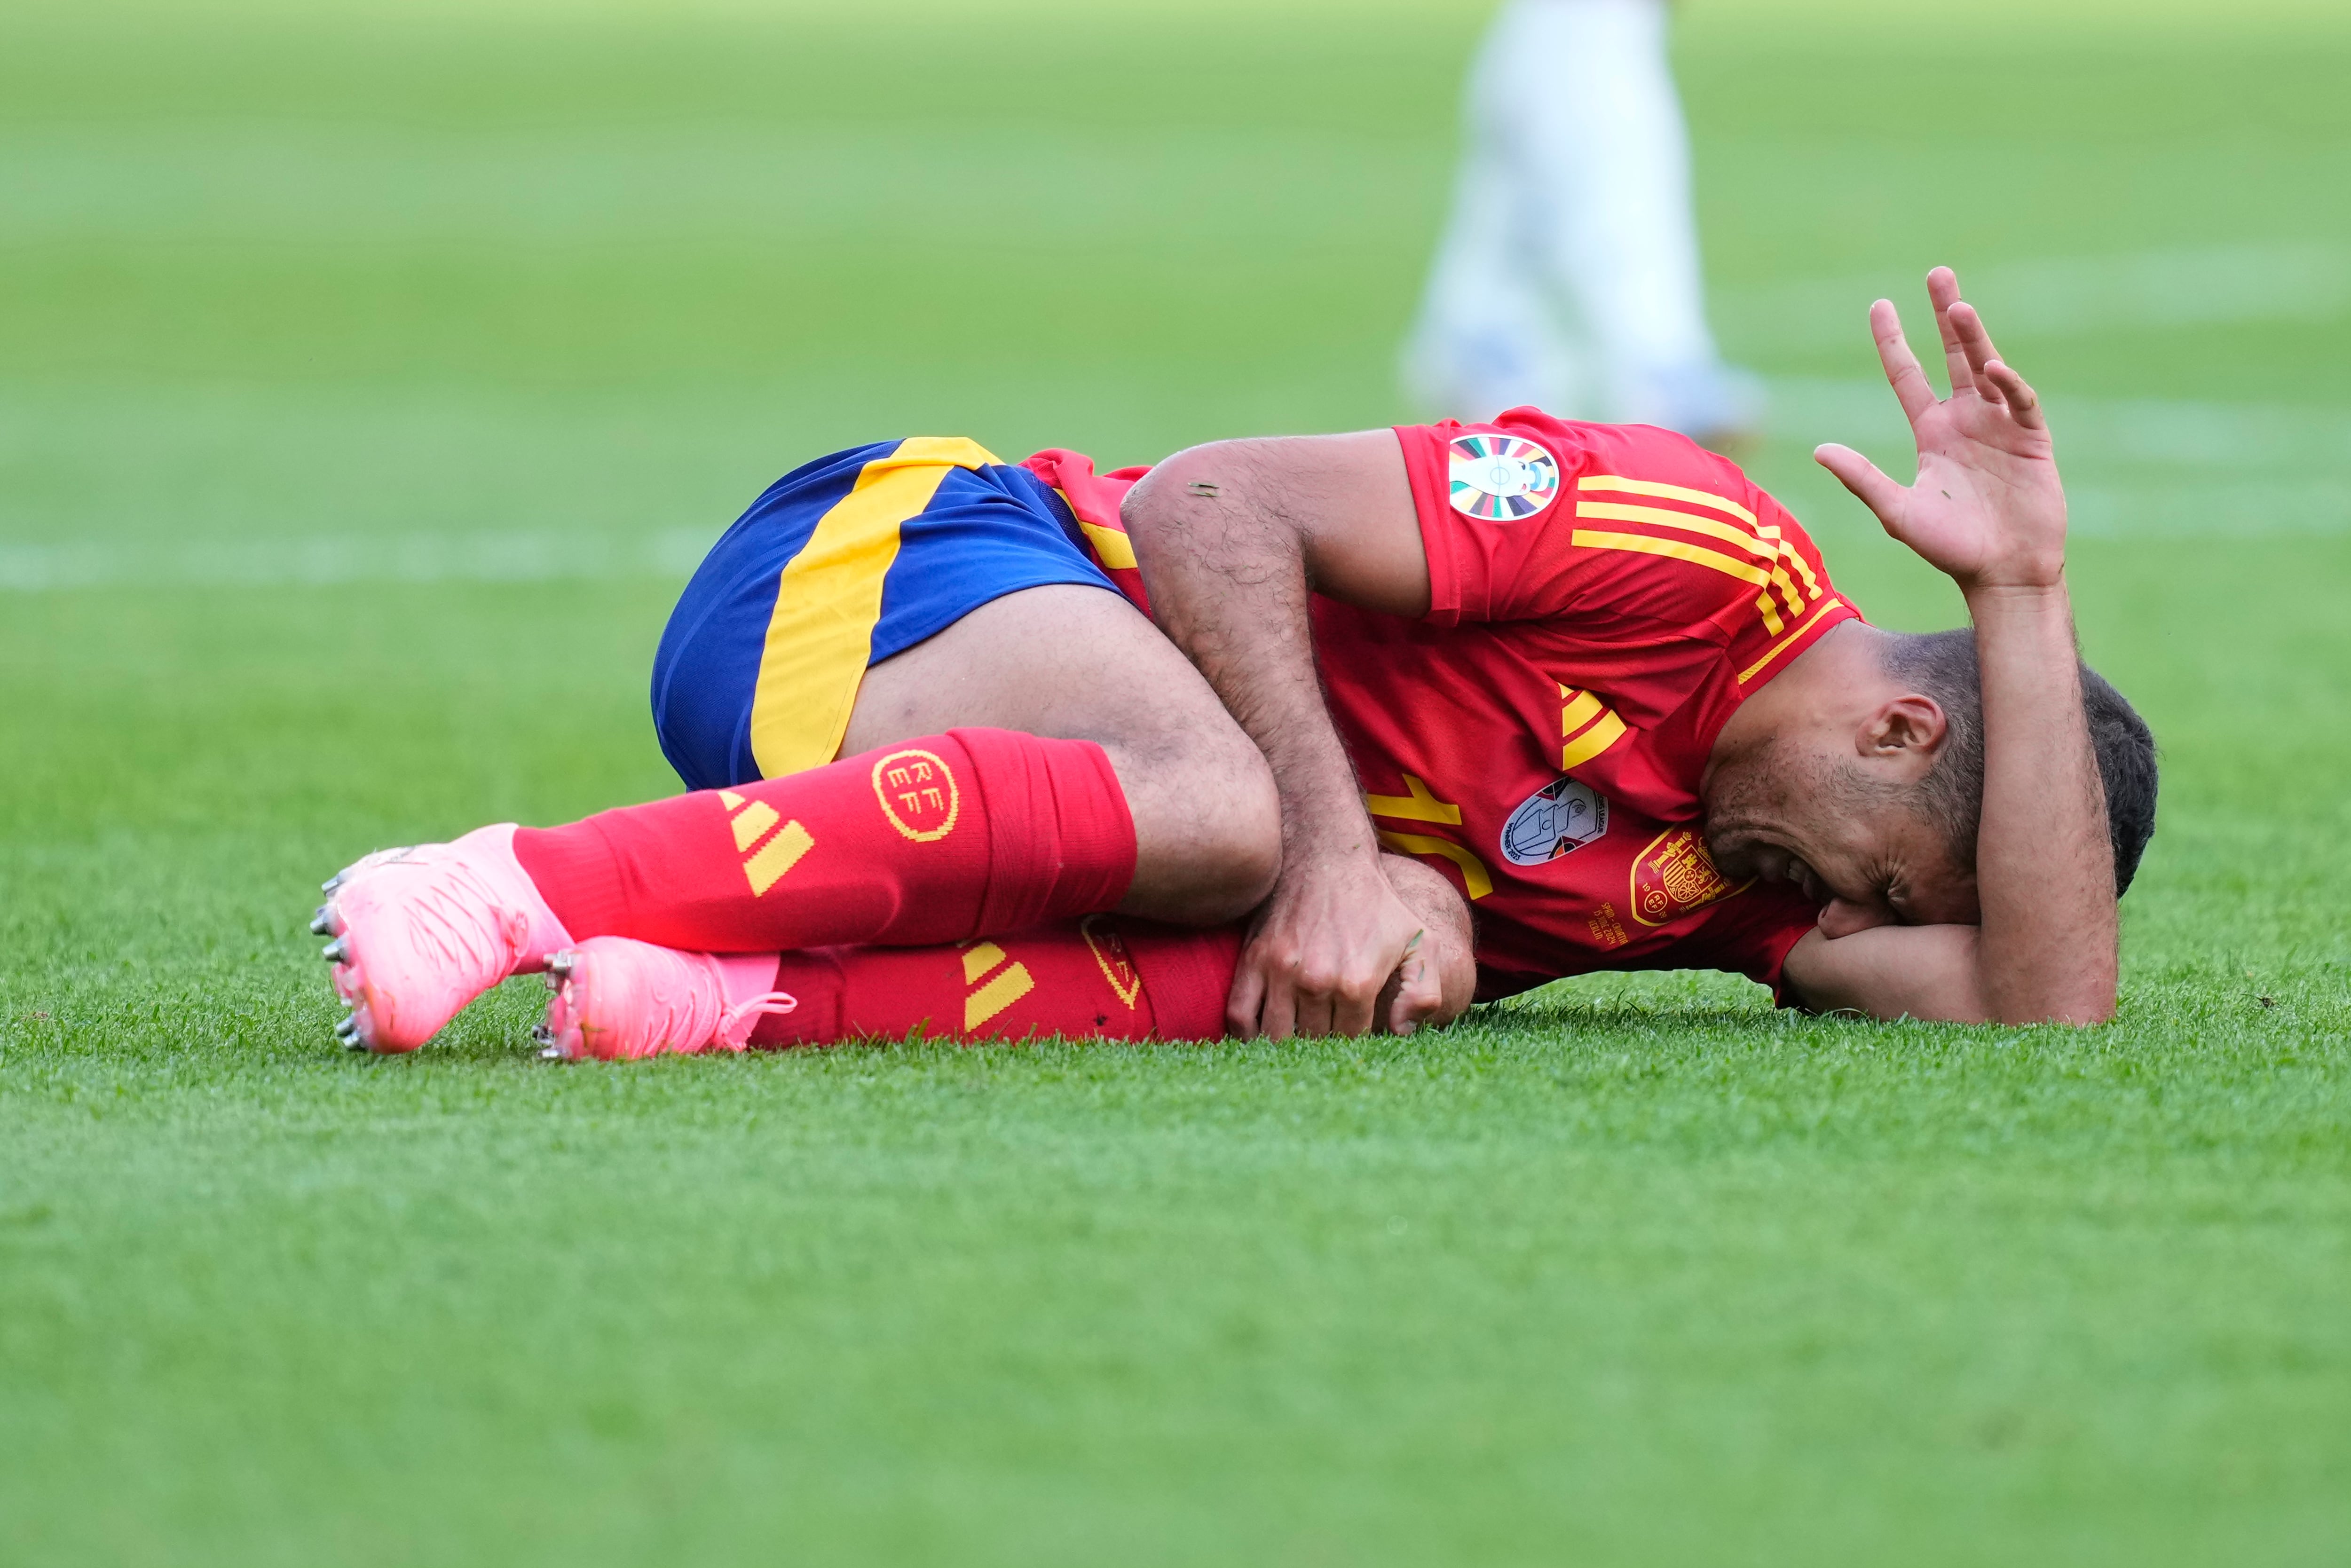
1558, 684, 1630, 772
1374, 828, 1495, 900
1365, 772, 1463, 825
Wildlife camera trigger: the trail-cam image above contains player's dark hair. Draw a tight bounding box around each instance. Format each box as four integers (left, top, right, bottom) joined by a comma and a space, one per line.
1882, 630, 2158, 896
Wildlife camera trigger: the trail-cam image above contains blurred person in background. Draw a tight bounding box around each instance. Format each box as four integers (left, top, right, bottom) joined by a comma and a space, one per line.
1402, 0, 1761, 447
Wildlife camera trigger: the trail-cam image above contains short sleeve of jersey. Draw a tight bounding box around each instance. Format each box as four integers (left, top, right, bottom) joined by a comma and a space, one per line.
1392, 411, 1861, 701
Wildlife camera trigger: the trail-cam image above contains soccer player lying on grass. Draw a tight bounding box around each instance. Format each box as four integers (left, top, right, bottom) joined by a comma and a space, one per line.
312, 269, 2155, 1058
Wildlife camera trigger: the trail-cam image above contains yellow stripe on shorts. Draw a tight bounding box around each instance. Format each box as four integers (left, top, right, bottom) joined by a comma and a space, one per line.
747, 437, 1000, 778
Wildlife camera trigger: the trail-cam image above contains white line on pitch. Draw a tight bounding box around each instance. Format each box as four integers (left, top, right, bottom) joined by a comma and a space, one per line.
0, 529, 714, 593
1723, 243, 2349, 348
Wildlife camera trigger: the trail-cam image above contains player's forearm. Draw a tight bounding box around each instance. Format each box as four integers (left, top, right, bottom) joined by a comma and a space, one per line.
1121, 464, 1382, 871
1965, 583, 2117, 1023
1783, 925, 1991, 1023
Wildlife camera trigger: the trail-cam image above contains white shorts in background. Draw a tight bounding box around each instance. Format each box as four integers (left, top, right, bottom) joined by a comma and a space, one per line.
1402, 0, 1760, 439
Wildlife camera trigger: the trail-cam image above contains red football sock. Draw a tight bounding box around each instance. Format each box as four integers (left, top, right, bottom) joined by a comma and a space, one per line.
750, 916, 1243, 1045
513, 729, 1136, 953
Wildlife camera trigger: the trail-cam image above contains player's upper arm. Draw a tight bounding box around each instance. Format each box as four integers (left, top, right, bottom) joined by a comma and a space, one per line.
1125, 431, 1432, 618
1384, 415, 1819, 631
1780, 924, 1994, 1023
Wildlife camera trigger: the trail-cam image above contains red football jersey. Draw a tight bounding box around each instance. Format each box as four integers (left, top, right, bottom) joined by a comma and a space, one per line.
1024, 410, 1862, 1001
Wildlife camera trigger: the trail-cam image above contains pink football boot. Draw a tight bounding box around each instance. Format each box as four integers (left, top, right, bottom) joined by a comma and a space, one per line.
536, 937, 797, 1062
312, 823, 575, 1053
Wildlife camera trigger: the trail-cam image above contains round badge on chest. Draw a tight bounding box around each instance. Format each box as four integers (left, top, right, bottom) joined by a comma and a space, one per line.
1446, 434, 1561, 521
1500, 776, 1609, 866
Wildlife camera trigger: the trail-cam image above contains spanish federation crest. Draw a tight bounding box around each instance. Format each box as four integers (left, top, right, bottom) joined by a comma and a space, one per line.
1447, 434, 1560, 520
1500, 776, 1609, 866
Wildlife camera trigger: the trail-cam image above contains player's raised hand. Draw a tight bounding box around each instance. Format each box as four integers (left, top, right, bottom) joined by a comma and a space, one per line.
1814, 267, 2067, 592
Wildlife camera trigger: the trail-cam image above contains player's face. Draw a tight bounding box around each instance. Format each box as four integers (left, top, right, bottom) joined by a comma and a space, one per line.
1786, 810, 1978, 938
1704, 744, 1980, 935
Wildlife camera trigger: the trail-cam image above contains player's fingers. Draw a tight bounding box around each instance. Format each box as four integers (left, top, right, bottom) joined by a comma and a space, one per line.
1950, 292, 2008, 360
1814, 443, 1909, 534
1292, 986, 1338, 1039
1983, 359, 2048, 431
1226, 958, 1271, 1038
1869, 299, 1939, 424
1927, 269, 1976, 397
1332, 974, 1379, 1039
1946, 300, 2009, 398
1257, 975, 1301, 1040
1386, 956, 1443, 1037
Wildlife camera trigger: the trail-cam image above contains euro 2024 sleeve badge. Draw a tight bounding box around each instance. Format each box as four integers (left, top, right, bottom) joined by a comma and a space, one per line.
1447, 433, 1560, 521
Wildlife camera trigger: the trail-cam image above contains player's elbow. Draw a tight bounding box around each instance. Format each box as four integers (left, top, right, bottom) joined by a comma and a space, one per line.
1123, 442, 1227, 532
1122, 441, 1291, 545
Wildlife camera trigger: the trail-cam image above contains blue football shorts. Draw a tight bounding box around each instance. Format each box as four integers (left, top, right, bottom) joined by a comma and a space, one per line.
650, 437, 1121, 791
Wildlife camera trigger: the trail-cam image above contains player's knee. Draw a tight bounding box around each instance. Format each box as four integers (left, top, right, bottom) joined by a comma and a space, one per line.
1183, 746, 1281, 921
1118, 731, 1279, 925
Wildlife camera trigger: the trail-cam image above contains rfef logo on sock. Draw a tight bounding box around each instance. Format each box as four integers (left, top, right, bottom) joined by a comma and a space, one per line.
872, 748, 960, 842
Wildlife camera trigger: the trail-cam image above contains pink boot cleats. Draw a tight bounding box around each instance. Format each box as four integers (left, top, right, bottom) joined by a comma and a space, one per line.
536, 938, 797, 1062
312, 823, 575, 1053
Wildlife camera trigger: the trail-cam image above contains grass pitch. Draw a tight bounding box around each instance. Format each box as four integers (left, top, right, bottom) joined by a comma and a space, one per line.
2, 2, 2348, 1562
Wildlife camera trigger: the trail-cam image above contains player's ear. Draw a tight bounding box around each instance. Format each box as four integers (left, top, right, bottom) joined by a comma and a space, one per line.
1858, 694, 1947, 772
